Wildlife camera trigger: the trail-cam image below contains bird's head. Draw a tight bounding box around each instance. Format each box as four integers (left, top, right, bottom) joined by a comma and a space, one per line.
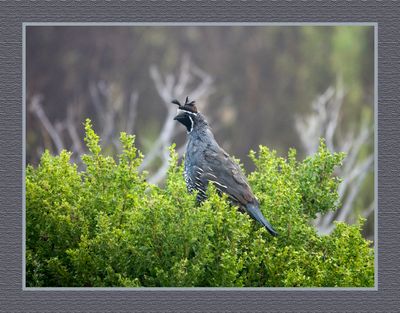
172, 96, 200, 133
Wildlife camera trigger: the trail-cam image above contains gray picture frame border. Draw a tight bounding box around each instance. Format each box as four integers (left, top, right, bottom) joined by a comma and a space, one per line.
1, 1, 398, 312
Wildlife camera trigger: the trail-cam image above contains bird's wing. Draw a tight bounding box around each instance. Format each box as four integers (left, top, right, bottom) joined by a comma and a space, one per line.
199, 146, 255, 205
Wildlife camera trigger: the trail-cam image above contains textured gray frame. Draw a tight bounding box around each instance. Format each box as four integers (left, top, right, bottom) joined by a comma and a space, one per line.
1, 1, 399, 312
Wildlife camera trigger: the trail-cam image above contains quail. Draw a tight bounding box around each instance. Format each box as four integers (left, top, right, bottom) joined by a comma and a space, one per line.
172, 97, 278, 236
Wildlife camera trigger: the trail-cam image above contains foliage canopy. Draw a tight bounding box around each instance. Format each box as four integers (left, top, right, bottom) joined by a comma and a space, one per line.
26, 119, 374, 287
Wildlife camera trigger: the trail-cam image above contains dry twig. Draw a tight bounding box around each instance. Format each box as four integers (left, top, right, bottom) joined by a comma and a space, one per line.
295, 85, 374, 234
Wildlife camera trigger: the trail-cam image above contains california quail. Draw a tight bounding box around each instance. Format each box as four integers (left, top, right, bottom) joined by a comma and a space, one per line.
172, 97, 278, 236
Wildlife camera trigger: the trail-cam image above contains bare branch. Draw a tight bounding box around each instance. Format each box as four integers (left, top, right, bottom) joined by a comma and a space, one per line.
89, 81, 117, 145
30, 95, 64, 154
325, 87, 344, 152
141, 57, 213, 184
89, 82, 106, 122
173, 54, 191, 96
364, 201, 375, 218
147, 147, 171, 185
66, 105, 84, 156
337, 158, 372, 223
342, 126, 371, 176
126, 91, 139, 135
149, 66, 173, 105
295, 84, 374, 234
29, 56, 214, 186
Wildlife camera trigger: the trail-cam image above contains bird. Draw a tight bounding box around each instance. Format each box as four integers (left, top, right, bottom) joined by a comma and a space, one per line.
172, 96, 278, 236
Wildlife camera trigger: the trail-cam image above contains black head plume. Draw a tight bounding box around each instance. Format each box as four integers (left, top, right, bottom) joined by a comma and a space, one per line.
171, 96, 198, 114
171, 99, 181, 106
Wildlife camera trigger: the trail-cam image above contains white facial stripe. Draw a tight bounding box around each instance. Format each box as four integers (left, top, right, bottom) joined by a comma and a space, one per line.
188, 115, 194, 133
177, 108, 198, 116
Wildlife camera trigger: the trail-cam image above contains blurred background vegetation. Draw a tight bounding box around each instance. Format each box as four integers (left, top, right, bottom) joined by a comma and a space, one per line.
26, 25, 374, 239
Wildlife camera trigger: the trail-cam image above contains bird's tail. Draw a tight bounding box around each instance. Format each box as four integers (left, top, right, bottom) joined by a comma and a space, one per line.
246, 203, 278, 237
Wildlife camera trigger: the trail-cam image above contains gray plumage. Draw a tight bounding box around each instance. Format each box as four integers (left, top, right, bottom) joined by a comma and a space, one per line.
173, 97, 278, 236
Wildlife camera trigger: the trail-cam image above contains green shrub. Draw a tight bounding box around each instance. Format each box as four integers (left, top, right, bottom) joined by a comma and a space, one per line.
26, 119, 374, 287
